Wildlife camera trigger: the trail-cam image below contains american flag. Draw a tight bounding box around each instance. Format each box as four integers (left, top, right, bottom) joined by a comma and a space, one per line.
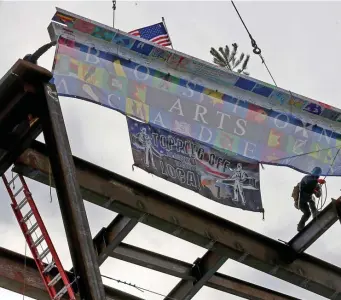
129, 22, 172, 47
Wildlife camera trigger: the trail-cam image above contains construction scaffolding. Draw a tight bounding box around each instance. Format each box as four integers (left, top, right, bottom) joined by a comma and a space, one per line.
1, 56, 341, 300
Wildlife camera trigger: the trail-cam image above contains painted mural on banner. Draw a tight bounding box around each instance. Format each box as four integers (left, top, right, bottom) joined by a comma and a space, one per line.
127, 117, 263, 212
51, 35, 341, 176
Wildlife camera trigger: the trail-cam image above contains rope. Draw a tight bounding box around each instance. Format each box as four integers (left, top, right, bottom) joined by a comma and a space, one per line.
11, 171, 15, 190
48, 161, 53, 203
265, 144, 341, 165
315, 148, 340, 211
316, 182, 328, 211
102, 274, 179, 300
112, 0, 116, 28
22, 241, 27, 300
230, 0, 278, 86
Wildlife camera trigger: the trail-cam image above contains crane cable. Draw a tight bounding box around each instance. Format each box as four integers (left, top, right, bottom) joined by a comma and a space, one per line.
315, 148, 341, 211
230, 0, 278, 87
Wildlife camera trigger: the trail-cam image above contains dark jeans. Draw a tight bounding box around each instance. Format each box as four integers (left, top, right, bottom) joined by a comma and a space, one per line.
298, 196, 317, 229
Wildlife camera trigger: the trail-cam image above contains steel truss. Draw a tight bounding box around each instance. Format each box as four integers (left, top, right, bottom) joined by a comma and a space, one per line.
0, 58, 340, 300
14, 140, 341, 300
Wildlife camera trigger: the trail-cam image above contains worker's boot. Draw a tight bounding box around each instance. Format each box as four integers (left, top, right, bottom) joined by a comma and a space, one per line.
312, 210, 318, 219
297, 222, 305, 232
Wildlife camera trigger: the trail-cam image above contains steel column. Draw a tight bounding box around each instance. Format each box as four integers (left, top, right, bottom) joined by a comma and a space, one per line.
38, 84, 106, 299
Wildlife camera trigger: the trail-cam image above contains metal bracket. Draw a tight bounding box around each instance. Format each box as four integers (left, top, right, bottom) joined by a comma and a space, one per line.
138, 213, 148, 223
300, 278, 310, 288
104, 197, 115, 208
269, 265, 280, 276
191, 257, 202, 283
237, 252, 249, 263
330, 290, 339, 300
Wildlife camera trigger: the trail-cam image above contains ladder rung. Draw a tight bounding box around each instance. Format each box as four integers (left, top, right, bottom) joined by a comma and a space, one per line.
8, 174, 19, 185
38, 247, 50, 260
53, 285, 68, 300
43, 261, 55, 273
21, 210, 33, 223
16, 197, 28, 210
26, 222, 38, 235
48, 273, 61, 287
32, 235, 44, 248
13, 186, 24, 197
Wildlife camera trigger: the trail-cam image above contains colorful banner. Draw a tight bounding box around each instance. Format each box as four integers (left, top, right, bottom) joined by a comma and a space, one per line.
127, 117, 263, 212
50, 8, 341, 128
51, 34, 341, 176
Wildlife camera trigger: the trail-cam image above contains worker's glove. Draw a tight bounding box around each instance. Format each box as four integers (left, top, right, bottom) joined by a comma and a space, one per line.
317, 179, 326, 184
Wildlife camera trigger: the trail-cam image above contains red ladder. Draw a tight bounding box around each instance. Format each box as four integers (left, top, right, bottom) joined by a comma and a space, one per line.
2, 173, 76, 300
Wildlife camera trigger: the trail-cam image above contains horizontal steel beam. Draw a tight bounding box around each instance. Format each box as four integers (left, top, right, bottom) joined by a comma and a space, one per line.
0, 246, 143, 300
14, 141, 341, 299
289, 198, 341, 253
96, 216, 295, 299
0, 59, 50, 175
111, 243, 299, 300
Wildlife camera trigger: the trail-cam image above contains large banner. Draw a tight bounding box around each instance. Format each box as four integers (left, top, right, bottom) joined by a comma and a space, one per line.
49, 10, 341, 176
127, 117, 263, 212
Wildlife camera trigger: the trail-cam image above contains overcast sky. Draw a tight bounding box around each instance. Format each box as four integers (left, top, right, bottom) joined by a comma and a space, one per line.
1, 1, 341, 299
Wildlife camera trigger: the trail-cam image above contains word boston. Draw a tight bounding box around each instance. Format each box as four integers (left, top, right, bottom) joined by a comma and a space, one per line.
127, 117, 263, 213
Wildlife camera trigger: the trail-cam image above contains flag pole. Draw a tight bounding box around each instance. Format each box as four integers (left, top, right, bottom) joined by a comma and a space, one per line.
162, 17, 174, 49
112, 0, 117, 28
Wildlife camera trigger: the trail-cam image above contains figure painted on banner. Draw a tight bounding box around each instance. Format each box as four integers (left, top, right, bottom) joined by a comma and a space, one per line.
137, 127, 156, 169
231, 163, 247, 205
295, 167, 326, 232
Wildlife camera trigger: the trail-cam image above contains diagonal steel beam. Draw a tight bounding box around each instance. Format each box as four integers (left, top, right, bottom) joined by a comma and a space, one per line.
288, 198, 341, 253
14, 142, 341, 300
93, 214, 138, 265
0, 246, 143, 300
110, 243, 299, 300
165, 250, 227, 300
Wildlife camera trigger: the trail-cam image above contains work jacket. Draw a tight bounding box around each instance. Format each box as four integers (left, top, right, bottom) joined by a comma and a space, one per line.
300, 174, 319, 201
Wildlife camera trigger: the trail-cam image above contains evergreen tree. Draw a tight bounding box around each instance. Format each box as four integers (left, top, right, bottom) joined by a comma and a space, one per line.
210, 43, 250, 75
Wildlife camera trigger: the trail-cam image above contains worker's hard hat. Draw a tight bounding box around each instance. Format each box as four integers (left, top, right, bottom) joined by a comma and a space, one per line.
311, 167, 322, 176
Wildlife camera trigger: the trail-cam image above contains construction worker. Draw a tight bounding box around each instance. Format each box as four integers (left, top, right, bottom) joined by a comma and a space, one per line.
297, 167, 326, 231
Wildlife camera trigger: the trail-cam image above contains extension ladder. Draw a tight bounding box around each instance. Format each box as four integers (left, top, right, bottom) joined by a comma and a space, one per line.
2, 173, 76, 300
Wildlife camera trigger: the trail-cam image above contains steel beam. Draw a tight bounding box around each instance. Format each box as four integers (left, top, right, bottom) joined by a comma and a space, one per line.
111, 243, 193, 279
166, 251, 227, 300
288, 198, 341, 253
97, 217, 296, 299
37, 84, 106, 299
0, 59, 49, 175
110, 243, 299, 300
0, 246, 143, 300
14, 142, 341, 300
93, 214, 138, 265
